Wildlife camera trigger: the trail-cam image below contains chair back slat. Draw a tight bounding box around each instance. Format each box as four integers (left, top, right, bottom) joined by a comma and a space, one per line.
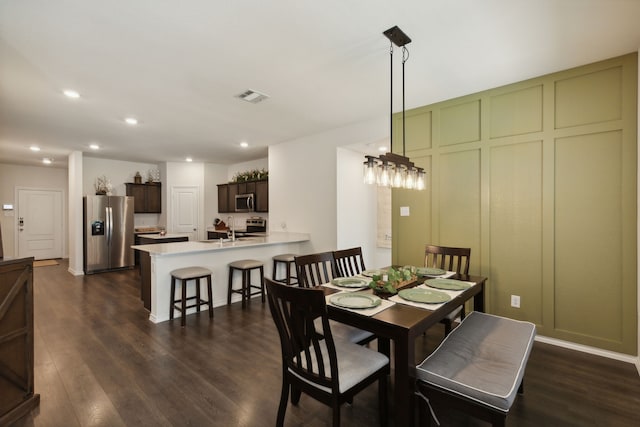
265, 278, 338, 392
424, 245, 471, 275
333, 247, 366, 277
295, 252, 337, 287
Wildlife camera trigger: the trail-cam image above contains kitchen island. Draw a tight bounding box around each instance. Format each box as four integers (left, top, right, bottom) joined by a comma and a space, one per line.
133, 232, 310, 323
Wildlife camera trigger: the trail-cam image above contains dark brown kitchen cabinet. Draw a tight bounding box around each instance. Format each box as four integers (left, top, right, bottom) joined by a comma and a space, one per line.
255, 180, 268, 212
0, 257, 40, 426
126, 183, 161, 213
217, 184, 230, 213
217, 179, 268, 213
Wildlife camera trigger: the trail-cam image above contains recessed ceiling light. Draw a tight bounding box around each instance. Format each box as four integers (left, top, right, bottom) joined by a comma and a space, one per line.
185, 157, 193, 162
124, 117, 138, 125
240, 142, 249, 148
30, 146, 40, 152
42, 158, 53, 165
89, 143, 100, 150
63, 89, 80, 99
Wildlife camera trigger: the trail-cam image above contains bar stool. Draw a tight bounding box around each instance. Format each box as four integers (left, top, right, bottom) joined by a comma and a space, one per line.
272, 253, 298, 286
170, 266, 214, 327
227, 259, 265, 308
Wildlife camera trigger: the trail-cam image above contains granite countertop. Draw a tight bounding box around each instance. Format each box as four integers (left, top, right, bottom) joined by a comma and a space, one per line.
132, 231, 309, 256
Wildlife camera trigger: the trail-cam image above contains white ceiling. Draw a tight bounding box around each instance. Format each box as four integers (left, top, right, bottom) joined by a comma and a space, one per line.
1, 0, 639, 168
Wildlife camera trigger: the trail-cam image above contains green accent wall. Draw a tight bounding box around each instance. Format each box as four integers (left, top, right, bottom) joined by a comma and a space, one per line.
392, 53, 637, 355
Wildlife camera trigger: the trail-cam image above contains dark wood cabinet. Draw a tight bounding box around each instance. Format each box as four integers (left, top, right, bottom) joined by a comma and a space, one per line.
217, 179, 268, 213
207, 231, 229, 239
126, 183, 161, 213
217, 184, 230, 213
0, 257, 40, 425
255, 180, 268, 212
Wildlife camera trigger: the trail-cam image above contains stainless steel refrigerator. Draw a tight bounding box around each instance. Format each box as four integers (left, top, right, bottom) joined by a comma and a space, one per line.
83, 195, 135, 274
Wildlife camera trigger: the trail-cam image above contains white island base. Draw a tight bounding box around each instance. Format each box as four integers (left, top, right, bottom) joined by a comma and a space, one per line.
133, 232, 310, 323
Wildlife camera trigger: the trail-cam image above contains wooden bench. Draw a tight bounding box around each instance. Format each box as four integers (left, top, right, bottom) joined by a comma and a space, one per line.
415, 311, 536, 427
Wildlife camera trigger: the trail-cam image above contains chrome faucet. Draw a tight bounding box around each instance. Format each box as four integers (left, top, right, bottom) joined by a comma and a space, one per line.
227, 216, 235, 241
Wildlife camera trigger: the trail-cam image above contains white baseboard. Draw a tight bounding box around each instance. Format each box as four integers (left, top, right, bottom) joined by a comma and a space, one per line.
67, 266, 84, 276
536, 335, 638, 370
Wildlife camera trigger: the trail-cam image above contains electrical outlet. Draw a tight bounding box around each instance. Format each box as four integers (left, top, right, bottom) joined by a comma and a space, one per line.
510, 295, 521, 308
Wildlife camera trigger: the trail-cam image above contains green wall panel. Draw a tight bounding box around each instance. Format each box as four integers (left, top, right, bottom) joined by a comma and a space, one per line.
395, 109, 432, 153
438, 149, 481, 273
439, 100, 481, 146
490, 85, 543, 138
393, 52, 637, 354
555, 66, 622, 129
555, 131, 623, 341
489, 141, 543, 323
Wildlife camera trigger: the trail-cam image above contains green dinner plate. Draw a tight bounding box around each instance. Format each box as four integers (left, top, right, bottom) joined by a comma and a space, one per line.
331, 277, 369, 288
398, 288, 451, 304
330, 293, 382, 309
425, 278, 471, 291
416, 267, 446, 277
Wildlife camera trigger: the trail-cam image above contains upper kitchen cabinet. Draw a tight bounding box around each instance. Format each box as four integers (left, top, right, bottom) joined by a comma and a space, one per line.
255, 180, 268, 212
217, 183, 231, 213
126, 183, 161, 213
217, 179, 268, 213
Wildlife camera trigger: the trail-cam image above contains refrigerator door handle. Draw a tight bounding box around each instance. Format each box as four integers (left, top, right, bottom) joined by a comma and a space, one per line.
106, 206, 112, 244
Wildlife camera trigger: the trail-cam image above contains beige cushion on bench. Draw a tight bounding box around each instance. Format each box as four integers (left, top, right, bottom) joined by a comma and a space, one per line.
416, 311, 536, 412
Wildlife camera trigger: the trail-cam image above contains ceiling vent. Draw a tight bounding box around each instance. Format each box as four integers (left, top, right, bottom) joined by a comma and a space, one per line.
236, 89, 269, 104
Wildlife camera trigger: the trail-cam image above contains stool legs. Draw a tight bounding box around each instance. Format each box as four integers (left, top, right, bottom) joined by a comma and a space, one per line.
181, 276, 188, 326
170, 274, 214, 327
228, 265, 265, 308
170, 276, 176, 320
273, 260, 297, 286
206, 275, 214, 318
260, 266, 265, 302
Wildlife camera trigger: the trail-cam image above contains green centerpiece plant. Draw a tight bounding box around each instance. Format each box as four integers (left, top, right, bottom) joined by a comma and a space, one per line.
368, 266, 417, 294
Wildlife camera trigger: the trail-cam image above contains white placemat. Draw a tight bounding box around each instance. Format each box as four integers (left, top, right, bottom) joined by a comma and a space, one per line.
326, 293, 395, 316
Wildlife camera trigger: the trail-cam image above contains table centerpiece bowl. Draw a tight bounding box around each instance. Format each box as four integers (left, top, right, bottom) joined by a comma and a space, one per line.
368, 266, 418, 295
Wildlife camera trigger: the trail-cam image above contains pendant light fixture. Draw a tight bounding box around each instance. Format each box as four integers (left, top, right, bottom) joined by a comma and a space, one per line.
363, 26, 426, 191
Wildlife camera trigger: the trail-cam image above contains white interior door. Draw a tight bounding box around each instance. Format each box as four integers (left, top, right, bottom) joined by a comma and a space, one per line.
171, 186, 199, 241
17, 188, 63, 260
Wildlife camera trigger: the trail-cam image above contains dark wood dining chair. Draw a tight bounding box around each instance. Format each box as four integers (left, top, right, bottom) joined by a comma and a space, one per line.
265, 278, 389, 427
425, 245, 471, 335
294, 252, 375, 345
333, 247, 366, 277
295, 252, 339, 288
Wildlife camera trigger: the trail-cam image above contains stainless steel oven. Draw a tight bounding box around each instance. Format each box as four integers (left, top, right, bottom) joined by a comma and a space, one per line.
246, 218, 266, 232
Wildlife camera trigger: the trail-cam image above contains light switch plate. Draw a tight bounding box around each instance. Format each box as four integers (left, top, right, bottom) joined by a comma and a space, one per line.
400, 206, 410, 216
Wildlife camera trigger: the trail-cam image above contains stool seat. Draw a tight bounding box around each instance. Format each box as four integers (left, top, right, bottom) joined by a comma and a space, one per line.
273, 253, 296, 263
228, 259, 265, 308
229, 259, 263, 269
170, 266, 212, 280
170, 266, 214, 327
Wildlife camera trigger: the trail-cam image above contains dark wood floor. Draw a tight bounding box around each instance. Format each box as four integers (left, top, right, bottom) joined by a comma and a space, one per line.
10, 260, 640, 427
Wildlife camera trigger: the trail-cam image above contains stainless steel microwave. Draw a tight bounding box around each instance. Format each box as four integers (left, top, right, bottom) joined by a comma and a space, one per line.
235, 193, 255, 212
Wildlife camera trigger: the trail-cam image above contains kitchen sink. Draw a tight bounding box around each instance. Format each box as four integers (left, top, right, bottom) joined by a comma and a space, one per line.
200, 237, 260, 243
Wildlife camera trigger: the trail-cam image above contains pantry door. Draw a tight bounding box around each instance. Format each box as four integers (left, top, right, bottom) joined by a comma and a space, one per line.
171, 186, 200, 241
17, 188, 63, 260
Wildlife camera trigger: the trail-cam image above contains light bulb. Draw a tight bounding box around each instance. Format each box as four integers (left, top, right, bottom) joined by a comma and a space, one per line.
378, 163, 391, 187
363, 160, 377, 185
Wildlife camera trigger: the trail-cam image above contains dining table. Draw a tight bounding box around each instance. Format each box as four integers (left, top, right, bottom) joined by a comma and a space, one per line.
323, 271, 487, 427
